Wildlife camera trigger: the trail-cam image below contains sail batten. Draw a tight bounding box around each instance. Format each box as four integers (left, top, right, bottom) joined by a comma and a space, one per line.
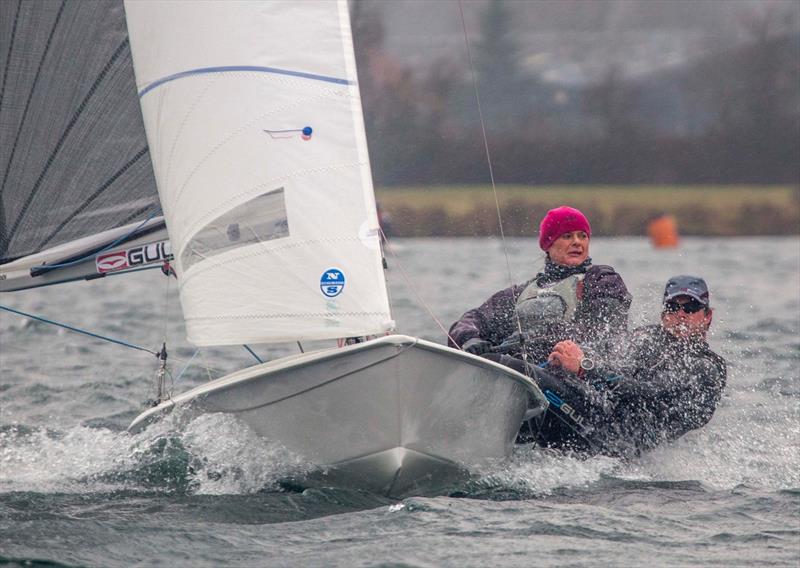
125, 0, 393, 346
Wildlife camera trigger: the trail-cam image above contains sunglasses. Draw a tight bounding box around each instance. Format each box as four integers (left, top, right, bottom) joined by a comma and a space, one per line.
664, 299, 707, 314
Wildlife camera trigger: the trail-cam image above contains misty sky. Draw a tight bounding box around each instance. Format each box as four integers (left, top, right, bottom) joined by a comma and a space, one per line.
370, 0, 799, 84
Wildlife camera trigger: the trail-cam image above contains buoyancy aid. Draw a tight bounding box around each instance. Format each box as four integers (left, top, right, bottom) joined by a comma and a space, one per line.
515, 273, 584, 336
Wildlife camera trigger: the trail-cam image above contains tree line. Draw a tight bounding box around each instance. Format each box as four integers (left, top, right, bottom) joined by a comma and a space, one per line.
351, 1, 800, 188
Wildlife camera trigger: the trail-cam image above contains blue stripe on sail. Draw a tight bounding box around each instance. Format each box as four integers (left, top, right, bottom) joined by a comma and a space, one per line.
138, 65, 352, 97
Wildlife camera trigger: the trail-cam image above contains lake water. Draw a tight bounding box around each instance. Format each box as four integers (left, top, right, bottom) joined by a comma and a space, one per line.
1, 237, 798, 567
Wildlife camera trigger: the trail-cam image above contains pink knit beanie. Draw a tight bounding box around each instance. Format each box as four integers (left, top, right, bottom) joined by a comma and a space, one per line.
538, 206, 591, 251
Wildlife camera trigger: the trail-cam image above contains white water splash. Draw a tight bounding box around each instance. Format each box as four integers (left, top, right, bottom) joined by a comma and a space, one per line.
0, 411, 314, 495
621, 391, 800, 490
473, 446, 621, 495
179, 413, 313, 495
0, 424, 136, 493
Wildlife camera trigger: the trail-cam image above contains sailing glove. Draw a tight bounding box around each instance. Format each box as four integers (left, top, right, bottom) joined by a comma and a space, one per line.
463, 338, 492, 355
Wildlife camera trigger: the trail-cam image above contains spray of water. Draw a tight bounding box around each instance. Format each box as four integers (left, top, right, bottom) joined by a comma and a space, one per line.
0, 411, 314, 495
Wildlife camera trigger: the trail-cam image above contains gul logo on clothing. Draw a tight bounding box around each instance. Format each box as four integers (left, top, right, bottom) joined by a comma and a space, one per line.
96, 241, 171, 274
544, 389, 585, 428
320, 268, 345, 297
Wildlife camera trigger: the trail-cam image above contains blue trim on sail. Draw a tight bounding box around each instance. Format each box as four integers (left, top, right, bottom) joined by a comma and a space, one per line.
138, 65, 352, 97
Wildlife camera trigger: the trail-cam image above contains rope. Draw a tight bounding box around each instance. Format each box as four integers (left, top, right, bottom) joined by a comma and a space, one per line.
456, 1, 528, 355
243, 344, 264, 364
380, 229, 456, 343
161, 260, 172, 360
374, 5, 536, 347
456, 1, 516, 293
32, 211, 158, 271
0, 302, 224, 375
174, 349, 200, 385
0, 303, 158, 356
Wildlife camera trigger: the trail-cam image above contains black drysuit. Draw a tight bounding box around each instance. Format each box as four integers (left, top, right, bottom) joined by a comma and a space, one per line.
510, 325, 727, 457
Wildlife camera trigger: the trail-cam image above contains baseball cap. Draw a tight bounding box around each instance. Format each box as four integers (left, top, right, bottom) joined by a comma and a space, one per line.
663, 275, 710, 306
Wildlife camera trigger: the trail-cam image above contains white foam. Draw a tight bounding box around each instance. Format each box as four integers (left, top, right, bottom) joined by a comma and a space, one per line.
474, 446, 621, 495
0, 411, 314, 495
178, 413, 313, 495
0, 424, 135, 493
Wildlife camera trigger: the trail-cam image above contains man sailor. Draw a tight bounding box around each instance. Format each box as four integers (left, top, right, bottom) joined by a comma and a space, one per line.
518, 275, 727, 457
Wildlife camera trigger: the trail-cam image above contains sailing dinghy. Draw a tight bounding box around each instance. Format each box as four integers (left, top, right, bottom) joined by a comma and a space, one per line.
0, 0, 546, 497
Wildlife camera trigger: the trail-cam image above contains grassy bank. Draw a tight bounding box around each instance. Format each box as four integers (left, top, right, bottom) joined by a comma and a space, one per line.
376, 185, 800, 237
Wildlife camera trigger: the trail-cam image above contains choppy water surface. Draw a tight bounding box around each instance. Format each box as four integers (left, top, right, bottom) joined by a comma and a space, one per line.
1, 237, 798, 567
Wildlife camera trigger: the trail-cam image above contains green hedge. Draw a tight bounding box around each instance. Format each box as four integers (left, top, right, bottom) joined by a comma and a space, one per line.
377, 185, 800, 237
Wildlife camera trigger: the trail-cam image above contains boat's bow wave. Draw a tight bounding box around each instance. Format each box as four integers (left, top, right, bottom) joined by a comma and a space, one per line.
0, 412, 311, 496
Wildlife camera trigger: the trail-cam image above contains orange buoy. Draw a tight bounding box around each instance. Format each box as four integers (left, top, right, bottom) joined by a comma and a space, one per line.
648, 214, 679, 248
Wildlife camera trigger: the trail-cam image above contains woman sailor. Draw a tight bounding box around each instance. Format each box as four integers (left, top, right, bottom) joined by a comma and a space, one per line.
448, 206, 631, 367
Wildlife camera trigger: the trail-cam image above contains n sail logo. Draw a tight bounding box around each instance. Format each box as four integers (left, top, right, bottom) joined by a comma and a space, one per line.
96, 241, 172, 274
320, 268, 345, 297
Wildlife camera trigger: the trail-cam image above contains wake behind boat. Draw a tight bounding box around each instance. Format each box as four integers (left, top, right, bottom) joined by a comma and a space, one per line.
0, 0, 547, 497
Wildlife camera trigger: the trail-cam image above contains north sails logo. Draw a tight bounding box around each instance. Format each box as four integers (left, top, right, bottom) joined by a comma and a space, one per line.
320, 268, 345, 297
96, 241, 172, 274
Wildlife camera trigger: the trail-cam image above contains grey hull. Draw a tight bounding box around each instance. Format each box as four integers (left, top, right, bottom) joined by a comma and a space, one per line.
129, 335, 545, 497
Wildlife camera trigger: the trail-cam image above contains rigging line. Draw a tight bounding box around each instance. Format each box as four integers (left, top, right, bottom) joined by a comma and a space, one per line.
5, 37, 131, 243
200, 350, 216, 382
0, 302, 217, 371
243, 345, 264, 364
0, 0, 67, 212
117, 199, 163, 230
457, 0, 527, 346
0, 303, 157, 356
32, 211, 158, 271
162, 257, 171, 351
456, 1, 515, 289
173, 349, 200, 386
379, 228, 455, 343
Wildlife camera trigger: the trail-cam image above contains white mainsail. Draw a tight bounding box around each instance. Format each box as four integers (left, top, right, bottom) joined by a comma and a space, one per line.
124, 0, 393, 346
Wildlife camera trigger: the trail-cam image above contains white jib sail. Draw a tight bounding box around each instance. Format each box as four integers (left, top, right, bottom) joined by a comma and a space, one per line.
124, 0, 393, 345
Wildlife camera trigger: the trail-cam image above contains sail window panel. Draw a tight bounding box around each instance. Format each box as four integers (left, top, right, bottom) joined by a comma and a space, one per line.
181, 188, 289, 271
